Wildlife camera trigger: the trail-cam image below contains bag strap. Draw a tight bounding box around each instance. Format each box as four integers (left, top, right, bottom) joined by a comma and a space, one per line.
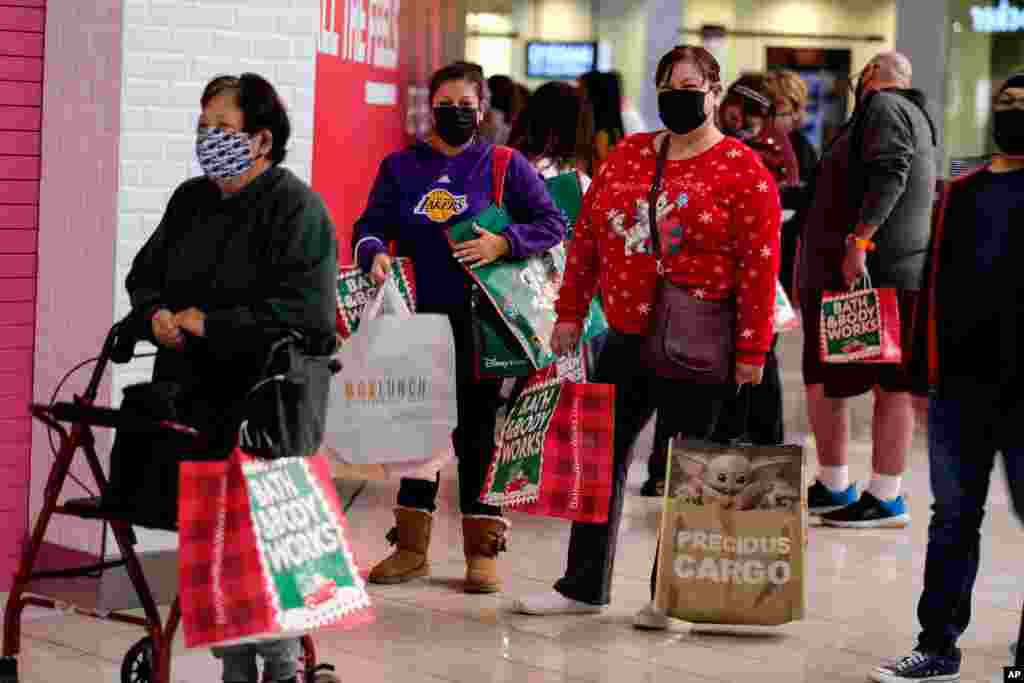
852, 269, 873, 292
492, 145, 514, 208
648, 134, 672, 264
363, 278, 411, 322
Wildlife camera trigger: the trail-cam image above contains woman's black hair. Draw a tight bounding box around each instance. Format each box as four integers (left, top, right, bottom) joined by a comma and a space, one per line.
579, 71, 625, 142
489, 75, 529, 123
201, 73, 291, 164
509, 81, 595, 176
429, 62, 487, 104
488, 75, 514, 114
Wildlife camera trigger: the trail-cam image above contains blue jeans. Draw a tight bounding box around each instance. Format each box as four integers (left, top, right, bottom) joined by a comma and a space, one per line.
916, 392, 1024, 654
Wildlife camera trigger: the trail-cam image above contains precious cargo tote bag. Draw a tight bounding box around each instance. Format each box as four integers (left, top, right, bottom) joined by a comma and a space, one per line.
654, 439, 807, 626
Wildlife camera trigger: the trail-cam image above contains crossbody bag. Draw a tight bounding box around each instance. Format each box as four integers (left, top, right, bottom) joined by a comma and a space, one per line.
642, 134, 735, 384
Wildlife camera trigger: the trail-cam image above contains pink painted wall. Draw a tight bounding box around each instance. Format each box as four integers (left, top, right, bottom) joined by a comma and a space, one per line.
0, 0, 46, 592
27, 0, 122, 562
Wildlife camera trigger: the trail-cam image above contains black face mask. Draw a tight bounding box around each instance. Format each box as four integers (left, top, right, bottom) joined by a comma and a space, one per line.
433, 105, 478, 146
722, 123, 756, 141
993, 109, 1024, 155
658, 89, 708, 135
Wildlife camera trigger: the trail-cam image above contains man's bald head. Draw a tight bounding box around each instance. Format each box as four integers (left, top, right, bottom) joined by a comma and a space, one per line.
869, 51, 913, 87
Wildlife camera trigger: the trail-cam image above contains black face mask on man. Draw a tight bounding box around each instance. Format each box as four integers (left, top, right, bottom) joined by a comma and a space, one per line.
658, 89, 708, 135
433, 105, 479, 146
993, 109, 1024, 155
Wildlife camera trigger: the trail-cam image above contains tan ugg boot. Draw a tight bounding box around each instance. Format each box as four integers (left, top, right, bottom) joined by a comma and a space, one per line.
462, 516, 509, 594
368, 507, 432, 585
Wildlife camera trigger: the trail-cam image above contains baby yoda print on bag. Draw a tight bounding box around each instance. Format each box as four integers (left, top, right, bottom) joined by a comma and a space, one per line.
655, 439, 807, 625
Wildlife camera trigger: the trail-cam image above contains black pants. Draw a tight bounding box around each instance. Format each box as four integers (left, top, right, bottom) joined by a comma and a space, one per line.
647, 339, 782, 482
553, 331, 723, 605
397, 306, 502, 517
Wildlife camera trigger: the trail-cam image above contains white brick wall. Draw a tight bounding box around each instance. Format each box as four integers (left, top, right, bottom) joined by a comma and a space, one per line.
114, 0, 320, 396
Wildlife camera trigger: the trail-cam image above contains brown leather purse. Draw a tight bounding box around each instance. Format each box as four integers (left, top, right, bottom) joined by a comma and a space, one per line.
642, 134, 735, 384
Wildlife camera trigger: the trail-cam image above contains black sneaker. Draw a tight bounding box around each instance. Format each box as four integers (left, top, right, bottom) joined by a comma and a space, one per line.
640, 478, 665, 497
821, 491, 910, 528
807, 479, 858, 514
870, 649, 961, 682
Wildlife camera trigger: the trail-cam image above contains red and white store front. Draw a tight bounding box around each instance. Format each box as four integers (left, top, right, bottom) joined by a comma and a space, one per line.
0, 0, 465, 591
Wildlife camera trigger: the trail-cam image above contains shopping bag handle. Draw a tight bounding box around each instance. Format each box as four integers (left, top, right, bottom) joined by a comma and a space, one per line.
363, 277, 412, 322
722, 383, 755, 446
850, 269, 873, 292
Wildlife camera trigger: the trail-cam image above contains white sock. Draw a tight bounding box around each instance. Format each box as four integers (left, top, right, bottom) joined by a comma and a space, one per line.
513, 591, 604, 615
818, 465, 850, 493
868, 474, 902, 501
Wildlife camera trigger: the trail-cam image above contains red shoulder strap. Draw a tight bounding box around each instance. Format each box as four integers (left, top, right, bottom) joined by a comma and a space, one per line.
492, 145, 514, 207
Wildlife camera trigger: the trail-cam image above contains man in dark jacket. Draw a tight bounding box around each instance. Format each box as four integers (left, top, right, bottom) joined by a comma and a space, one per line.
796, 52, 937, 528
869, 73, 1024, 683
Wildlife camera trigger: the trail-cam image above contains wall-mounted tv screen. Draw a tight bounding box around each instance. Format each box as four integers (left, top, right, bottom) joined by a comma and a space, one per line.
526, 41, 597, 79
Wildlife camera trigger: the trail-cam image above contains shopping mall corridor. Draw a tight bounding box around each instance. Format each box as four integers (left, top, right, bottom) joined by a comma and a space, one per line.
2, 335, 1020, 683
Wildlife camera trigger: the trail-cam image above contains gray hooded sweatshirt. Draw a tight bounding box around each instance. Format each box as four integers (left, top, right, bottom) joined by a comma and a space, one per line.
799, 88, 938, 292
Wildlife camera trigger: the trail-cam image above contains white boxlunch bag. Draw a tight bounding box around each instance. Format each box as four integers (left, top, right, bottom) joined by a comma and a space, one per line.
324, 278, 457, 465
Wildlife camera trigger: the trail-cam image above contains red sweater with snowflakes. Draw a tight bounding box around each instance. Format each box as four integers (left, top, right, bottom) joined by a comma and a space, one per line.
557, 133, 781, 368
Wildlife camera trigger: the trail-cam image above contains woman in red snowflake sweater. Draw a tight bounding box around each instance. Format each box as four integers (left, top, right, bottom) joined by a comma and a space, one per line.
513, 46, 781, 628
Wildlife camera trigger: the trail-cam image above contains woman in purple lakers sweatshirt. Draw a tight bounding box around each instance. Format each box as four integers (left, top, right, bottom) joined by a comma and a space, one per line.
353, 63, 564, 594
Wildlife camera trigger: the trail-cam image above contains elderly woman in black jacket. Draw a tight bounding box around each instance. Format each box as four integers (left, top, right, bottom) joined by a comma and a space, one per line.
119, 73, 336, 683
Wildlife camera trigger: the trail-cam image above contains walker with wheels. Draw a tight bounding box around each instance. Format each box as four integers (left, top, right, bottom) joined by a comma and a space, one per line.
0, 319, 342, 683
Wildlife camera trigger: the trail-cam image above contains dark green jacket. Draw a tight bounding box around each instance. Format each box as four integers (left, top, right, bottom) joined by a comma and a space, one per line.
126, 166, 337, 427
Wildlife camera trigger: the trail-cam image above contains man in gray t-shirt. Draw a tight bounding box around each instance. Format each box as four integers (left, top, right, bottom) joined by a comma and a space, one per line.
795, 51, 937, 529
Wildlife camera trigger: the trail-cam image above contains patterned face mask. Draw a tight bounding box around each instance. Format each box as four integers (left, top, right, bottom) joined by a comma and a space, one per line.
195, 126, 255, 180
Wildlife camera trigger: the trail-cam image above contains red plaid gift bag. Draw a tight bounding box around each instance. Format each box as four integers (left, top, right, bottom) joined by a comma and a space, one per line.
179, 447, 373, 649
819, 273, 902, 364
480, 367, 615, 523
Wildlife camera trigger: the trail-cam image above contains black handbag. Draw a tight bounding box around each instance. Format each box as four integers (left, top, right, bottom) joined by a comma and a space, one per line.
642, 134, 735, 384
237, 332, 338, 460
104, 379, 216, 531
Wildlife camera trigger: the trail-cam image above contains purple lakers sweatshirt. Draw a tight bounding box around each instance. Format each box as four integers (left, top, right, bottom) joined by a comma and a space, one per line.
353, 140, 565, 313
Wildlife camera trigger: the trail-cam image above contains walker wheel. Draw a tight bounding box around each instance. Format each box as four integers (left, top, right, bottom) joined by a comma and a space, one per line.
0, 656, 18, 683
121, 637, 153, 683
308, 664, 340, 683
311, 674, 341, 683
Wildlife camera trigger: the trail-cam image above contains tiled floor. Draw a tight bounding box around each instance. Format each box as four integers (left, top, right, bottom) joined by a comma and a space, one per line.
4, 338, 1022, 682
5, 438, 1021, 683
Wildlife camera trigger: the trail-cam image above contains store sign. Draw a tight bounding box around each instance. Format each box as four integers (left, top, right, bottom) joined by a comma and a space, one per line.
319, 0, 400, 70
970, 0, 1024, 32
313, 0, 459, 260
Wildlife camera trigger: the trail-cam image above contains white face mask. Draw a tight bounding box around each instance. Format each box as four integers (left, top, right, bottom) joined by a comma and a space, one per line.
196, 126, 256, 180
